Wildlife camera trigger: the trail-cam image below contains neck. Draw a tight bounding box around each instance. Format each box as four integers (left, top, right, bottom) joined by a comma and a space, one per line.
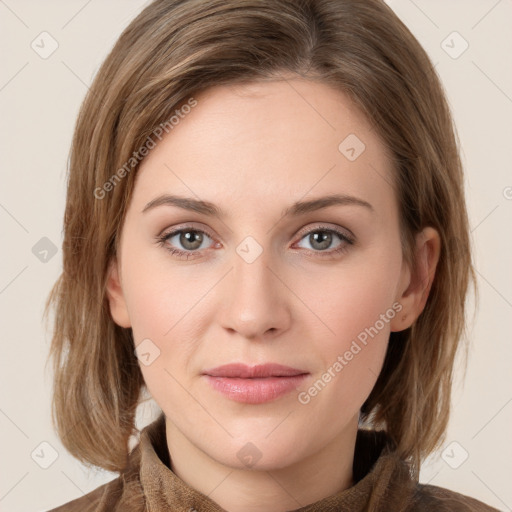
165, 416, 358, 512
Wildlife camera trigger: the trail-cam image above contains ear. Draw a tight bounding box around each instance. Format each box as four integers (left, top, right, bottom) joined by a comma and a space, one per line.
105, 258, 132, 328
390, 227, 441, 332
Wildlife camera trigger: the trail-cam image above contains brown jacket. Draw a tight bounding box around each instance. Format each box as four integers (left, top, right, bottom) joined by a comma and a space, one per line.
48, 413, 500, 511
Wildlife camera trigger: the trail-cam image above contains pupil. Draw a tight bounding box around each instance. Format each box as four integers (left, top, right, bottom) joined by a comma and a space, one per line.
311, 231, 331, 250
181, 231, 202, 250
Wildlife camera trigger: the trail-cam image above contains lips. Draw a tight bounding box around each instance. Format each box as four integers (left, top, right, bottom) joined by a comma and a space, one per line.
202, 363, 308, 378
202, 363, 310, 404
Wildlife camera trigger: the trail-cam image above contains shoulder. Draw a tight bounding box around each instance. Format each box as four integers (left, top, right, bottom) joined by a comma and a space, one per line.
406, 482, 501, 512
46, 477, 122, 512
46, 427, 147, 511
46, 473, 145, 512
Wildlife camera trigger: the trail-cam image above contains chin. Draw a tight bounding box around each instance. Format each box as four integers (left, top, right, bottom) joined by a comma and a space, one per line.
208, 434, 306, 472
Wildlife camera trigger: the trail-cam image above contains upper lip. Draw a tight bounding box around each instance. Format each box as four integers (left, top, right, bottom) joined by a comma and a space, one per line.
202, 363, 308, 378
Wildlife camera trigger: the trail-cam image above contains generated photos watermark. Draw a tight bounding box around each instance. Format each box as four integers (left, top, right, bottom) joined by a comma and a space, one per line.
93, 97, 198, 200
297, 301, 403, 405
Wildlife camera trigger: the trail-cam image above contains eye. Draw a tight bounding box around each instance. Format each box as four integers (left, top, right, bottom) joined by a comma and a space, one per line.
293, 225, 354, 257
156, 226, 216, 260
156, 224, 355, 260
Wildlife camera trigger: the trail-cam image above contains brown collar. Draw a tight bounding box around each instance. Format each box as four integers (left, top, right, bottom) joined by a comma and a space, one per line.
130, 412, 415, 511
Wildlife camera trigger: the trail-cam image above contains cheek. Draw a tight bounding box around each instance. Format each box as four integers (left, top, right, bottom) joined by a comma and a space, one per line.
298, 248, 402, 347
123, 266, 199, 410
120, 238, 193, 339
294, 249, 402, 406
296, 290, 394, 425
120, 245, 210, 390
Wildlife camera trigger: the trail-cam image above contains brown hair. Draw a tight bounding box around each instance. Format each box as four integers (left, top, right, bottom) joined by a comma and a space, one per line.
44, 0, 475, 476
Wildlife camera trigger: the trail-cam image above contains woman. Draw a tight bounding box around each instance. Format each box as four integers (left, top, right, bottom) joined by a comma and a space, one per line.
45, 0, 499, 510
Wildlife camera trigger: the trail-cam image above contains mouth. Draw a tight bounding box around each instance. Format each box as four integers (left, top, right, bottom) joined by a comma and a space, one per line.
202, 362, 308, 378
202, 363, 310, 404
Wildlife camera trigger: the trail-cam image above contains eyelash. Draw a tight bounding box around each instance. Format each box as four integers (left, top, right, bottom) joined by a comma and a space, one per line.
155, 224, 355, 260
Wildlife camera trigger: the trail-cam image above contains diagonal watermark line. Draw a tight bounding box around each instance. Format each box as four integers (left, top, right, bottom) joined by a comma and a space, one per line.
368, 162, 395, 191
61, 60, 90, 90
61, 268, 105, 313
475, 269, 512, 308
280, 74, 336, 130
58, 63, 121, 151
472, 61, 512, 105
408, 0, 439, 29
265, 410, 294, 438
0, 0, 29, 28
163, 163, 233, 235
0, 265, 28, 295
204, 469, 235, 498
163, 367, 234, 438
265, 164, 337, 235
471, 470, 511, 511
58, 410, 88, 444
0, 202, 29, 233
60, 59, 126, 135
61, 0, 94, 29
472, 397, 512, 440
424, 469, 442, 485
367, 367, 378, 378
265, 471, 305, 509
0, 472, 29, 502
61, 470, 86, 495
61, 470, 97, 506
471, 0, 503, 30
0, 62, 29, 92
59, 397, 103, 446
266, 265, 336, 335
163, 267, 234, 336
0, 408, 29, 438
470, 205, 499, 233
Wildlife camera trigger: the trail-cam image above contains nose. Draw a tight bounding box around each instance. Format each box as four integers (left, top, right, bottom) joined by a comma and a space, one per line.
218, 245, 292, 341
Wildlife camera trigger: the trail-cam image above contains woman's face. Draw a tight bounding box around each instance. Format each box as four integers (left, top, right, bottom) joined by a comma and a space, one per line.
108, 78, 412, 470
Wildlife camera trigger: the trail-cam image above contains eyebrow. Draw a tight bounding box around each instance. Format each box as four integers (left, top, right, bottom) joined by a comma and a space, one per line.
142, 193, 374, 218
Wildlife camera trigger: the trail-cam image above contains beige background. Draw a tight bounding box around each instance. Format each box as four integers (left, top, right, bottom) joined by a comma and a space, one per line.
0, 0, 511, 510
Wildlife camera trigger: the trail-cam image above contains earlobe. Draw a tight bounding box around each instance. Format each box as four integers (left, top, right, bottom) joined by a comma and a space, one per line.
390, 227, 441, 332
105, 259, 132, 328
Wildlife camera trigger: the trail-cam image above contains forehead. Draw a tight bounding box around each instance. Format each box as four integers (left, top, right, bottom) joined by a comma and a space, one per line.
131, 78, 396, 219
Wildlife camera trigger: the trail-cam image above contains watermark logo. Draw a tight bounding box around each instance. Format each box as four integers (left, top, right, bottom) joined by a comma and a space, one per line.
441, 440, 469, 469
236, 442, 262, 468
338, 133, 366, 161
135, 338, 161, 366
31, 441, 59, 469
32, 237, 58, 263
441, 31, 469, 60
236, 236, 263, 264
31, 31, 59, 59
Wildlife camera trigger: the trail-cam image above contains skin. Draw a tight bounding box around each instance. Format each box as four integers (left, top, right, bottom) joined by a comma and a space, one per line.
106, 77, 440, 512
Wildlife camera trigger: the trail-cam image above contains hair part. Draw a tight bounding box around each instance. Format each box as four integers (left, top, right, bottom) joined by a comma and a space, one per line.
44, 0, 476, 476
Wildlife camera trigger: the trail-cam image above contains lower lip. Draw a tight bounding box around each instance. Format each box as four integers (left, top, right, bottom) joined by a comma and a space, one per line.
203, 375, 309, 404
